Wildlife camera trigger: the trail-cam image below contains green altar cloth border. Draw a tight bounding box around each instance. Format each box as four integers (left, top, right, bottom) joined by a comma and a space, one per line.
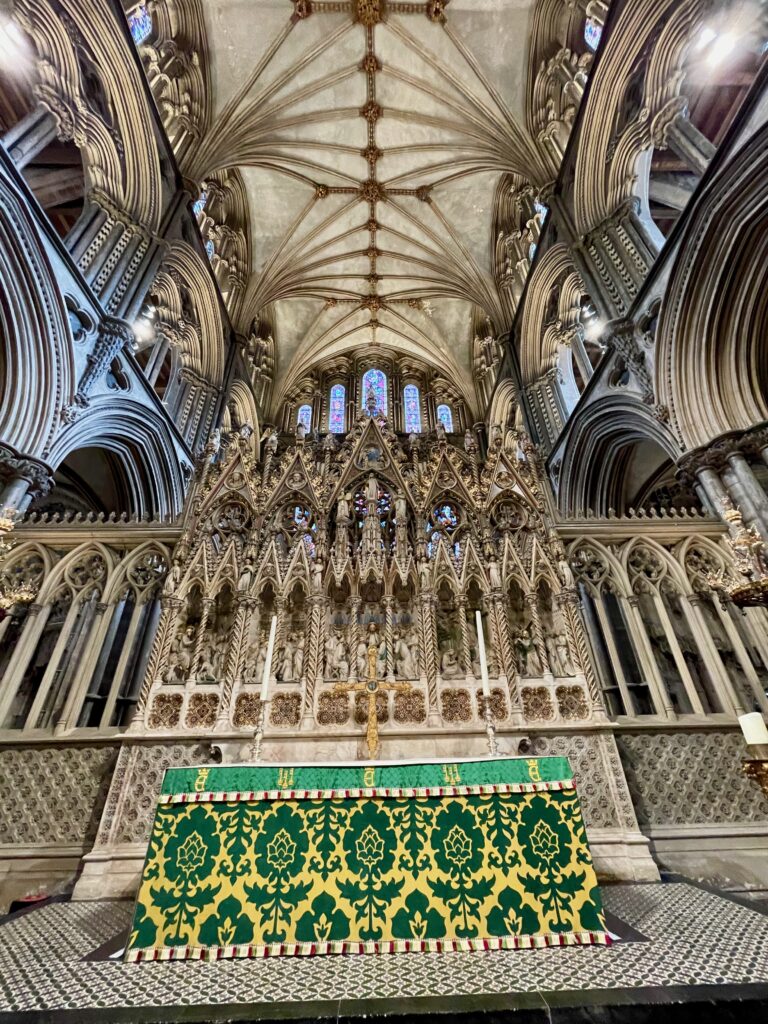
160, 755, 571, 801
128, 929, 610, 963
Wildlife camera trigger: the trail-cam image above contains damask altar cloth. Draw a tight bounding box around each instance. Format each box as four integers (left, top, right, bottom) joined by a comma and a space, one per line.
126, 757, 609, 961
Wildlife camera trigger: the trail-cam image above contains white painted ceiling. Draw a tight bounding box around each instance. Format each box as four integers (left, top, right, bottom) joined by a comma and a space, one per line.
194, 0, 545, 414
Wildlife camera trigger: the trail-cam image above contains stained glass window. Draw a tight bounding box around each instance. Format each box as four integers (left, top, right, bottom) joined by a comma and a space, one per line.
297, 404, 312, 432
528, 241, 537, 262
361, 368, 387, 416
403, 384, 421, 433
193, 191, 208, 218
584, 16, 602, 51
128, 5, 152, 45
534, 198, 548, 219
205, 239, 215, 261
329, 383, 346, 433
436, 404, 453, 432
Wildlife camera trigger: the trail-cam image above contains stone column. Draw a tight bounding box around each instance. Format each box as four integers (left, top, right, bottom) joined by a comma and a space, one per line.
726, 451, 768, 541
3, 106, 58, 169
684, 593, 741, 715
0, 603, 49, 726
457, 596, 472, 674
384, 596, 395, 680
560, 587, 608, 720
348, 596, 361, 681
129, 597, 183, 729
621, 594, 675, 718
302, 594, 324, 727
217, 595, 254, 729
419, 588, 440, 721
665, 114, 716, 177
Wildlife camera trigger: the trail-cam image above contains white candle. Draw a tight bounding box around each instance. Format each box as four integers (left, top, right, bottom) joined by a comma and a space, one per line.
475, 609, 491, 699
260, 615, 277, 703
739, 712, 768, 746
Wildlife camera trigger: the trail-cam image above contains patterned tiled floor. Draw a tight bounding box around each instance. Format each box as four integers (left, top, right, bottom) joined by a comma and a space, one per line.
0, 883, 766, 1015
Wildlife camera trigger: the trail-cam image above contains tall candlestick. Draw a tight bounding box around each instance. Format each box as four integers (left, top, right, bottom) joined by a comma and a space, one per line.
739, 712, 768, 746
475, 609, 491, 699
260, 615, 277, 703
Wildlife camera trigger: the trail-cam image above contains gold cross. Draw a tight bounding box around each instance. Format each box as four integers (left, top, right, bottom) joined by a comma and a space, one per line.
334, 642, 411, 759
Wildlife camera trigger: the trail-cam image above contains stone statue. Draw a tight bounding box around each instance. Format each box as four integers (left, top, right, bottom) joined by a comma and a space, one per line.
163, 557, 182, 595
488, 559, 502, 589
278, 634, 295, 681
338, 492, 351, 521
296, 421, 306, 441
464, 429, 477, 454
325, 633, 338, 679
555, 632, 575, 676
205, 428, 221, 463
335, 637, 349, 680
395, 492, 407, 522
393, 631, 417, 678
294, 635, 305, 679
265, 430, 278, 454
366, 473, 378, 505
253, 636, 266, 684
165, 625, 195, 682
545, 632, 561, 676
239, 421, 254, 441
440, 644, 463, 679
435, 419, 446, 441
516, 629, 542, 676
237, 556, 255, 592
356, 637, 369, 679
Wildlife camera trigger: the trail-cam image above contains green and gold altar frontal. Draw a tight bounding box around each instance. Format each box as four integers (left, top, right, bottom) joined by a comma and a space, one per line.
127, 756, 609, 962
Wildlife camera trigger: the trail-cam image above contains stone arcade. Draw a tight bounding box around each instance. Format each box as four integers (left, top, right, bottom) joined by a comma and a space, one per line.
0, 0, 768, 1019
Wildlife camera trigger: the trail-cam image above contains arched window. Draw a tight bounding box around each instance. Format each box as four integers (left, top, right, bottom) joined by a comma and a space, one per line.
584, 17, 602, 51
361, 368, 388, 416
329, 383, 346, 433
128, 5, 153, 45
297, 404, 312, 432
403, 384, 422, 433
436, 404, 454, 432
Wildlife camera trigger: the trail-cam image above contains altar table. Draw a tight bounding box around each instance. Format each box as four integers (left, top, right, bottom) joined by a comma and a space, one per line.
126, 756, 609, 961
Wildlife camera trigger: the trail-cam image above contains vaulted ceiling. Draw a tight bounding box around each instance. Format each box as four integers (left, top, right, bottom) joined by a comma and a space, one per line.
191, 0, 547, 414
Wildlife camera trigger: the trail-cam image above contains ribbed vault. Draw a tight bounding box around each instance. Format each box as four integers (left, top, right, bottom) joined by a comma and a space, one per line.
191, 0, 545, 417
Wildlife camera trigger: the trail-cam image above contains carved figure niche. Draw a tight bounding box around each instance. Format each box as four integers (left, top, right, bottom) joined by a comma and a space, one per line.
466, 578, 495, 677
198, 585, 235, 681
242, 584, 277, 686
164, 584, 203, 684
436, 581, 464, 680
352, 477, 394, 555
539, 578, 569, 678
392, 578, 419, 679
358, 579, 386, 678
278, 582, 307, 683
509, 580, 541, 678
325, 580, 350, 681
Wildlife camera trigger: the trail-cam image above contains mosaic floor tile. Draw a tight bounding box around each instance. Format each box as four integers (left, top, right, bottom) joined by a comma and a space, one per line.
0, 883, 766, 1015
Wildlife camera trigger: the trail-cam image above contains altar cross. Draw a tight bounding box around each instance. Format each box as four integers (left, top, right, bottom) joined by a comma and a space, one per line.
334, 642, 411, 759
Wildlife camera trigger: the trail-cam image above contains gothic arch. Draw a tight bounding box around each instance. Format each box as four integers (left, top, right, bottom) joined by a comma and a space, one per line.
655, 121, 768, 450
46, 397, 189, 517
556, 395, 681, 515
0, 176, 75, 459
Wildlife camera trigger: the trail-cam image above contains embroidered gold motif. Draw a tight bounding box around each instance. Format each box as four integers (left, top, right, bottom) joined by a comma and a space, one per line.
442, 763, 461, 785
527, 759, 541, 782
278, 767, 295, 789
363, 766, 376, 787
194, 768, 211, 792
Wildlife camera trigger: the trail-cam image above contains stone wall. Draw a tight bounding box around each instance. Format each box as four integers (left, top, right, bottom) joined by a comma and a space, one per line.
616, 729, 768, 827
0, 744, 118, 847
